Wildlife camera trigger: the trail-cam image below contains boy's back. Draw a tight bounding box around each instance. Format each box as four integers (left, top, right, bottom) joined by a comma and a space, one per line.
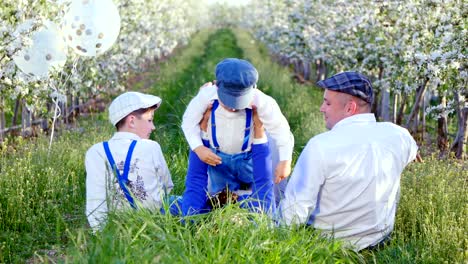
85, 92, 173, 230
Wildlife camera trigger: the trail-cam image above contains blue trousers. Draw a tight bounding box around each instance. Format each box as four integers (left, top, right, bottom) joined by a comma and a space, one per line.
182, 143, 274, 216
208, 149, 253, 194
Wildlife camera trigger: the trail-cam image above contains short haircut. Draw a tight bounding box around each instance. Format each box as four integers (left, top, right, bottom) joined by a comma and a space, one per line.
115, 105, 159, 129
338, 92, 371, 112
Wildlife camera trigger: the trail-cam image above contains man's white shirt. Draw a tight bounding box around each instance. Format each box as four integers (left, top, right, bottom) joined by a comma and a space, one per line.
280, 113, 418, 250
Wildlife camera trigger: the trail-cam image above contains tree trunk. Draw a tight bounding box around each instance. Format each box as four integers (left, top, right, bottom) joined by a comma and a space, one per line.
303, 59, 311, 81
379, 66, 391, 121
421, 91, 428, 142
21, 99, 32, 137
393, 93, 399, 123
396, 92, 407, 125
280, 55, 289, 66
437, 94, 449, 158
12, 98, 20, 127
74, 93, 80, 117
372, 88, 380, 118
302, 60, 310, 81
67, 93, 74, 124
293, 59, 301, 76
405, 78, 429, 134
450, 89, 467, 159
316, 58, 326, 82
0, 97, 5, 142
65, 98, 69, 125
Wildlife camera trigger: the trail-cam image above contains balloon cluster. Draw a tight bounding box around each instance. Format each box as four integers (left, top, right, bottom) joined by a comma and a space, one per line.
13, 20, 67, 78
12, 0, 121, 77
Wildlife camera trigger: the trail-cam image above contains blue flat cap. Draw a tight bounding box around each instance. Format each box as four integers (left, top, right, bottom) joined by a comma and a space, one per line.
317, 71, 374, 104
215, 58, 258, 109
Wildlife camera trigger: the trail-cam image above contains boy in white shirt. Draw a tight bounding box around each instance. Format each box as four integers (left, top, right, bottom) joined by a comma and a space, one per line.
85, 91, 173, 230
181, 58, 294, 206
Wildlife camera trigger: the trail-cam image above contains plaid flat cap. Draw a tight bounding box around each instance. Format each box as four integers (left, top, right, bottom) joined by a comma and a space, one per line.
316, 71, 374, 104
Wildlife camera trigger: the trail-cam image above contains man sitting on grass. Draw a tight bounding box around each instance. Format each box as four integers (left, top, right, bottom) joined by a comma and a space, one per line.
279, 71, 419, 251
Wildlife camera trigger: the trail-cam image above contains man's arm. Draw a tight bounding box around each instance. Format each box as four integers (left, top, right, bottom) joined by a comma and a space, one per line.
279, 140, 325, 225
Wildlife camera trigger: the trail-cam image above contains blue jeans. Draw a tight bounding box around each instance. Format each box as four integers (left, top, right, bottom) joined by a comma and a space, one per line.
208, 149, 253, 194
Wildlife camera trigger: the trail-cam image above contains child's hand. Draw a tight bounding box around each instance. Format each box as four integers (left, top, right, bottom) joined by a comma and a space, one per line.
194, 146, 222, 166
200, 80, 216, 90
274, 160, 291, 183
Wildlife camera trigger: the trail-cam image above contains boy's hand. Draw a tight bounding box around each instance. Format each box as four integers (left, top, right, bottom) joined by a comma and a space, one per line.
274, 160, 291, 183
194, 146, 222, 166
200, 80, 216, 90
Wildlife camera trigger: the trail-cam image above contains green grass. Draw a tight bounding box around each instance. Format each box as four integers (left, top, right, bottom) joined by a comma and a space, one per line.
0, 118, 111, 262
0, 28, 466, 263
383, 159, 467, 263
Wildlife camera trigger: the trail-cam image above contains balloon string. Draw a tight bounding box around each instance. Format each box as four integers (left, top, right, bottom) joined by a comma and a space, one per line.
47, 56, 77, 154
48, 82, 62, 154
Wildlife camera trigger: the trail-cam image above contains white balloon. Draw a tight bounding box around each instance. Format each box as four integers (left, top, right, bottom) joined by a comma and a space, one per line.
62, 0, 121, 57
13, 20, 68, 78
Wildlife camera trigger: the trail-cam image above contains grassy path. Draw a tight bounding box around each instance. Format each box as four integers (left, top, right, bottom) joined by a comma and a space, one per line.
0, 29, 466, 263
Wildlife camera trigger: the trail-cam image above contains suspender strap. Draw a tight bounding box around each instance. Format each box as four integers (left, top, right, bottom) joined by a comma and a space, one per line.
210, 99, 252, 152
103, 140, 138, 209
242, 108, 252, 151
211, 100, 220, 149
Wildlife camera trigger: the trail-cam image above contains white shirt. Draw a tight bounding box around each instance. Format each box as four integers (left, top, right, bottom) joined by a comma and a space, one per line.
85, 132, 173, 230
182, 85, 294, 160
279, 114, 418, 250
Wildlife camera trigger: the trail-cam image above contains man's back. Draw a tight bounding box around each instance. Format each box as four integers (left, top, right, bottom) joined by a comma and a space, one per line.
281, 113, 418, 250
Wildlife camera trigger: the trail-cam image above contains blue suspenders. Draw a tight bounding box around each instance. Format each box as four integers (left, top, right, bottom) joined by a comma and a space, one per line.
103, 140, 137, 209
210, 99, 252, 152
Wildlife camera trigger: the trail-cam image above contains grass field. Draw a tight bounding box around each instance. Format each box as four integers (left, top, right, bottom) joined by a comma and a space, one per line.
0, 29, 466, 263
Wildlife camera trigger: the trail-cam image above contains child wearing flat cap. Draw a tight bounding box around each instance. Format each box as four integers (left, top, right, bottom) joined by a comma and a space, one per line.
85, 91, 173, 230
181, 58, 294, 215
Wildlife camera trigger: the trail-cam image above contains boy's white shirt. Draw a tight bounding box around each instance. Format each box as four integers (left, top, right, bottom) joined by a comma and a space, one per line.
182, 85, 294, 161
85, 132, 173, 230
